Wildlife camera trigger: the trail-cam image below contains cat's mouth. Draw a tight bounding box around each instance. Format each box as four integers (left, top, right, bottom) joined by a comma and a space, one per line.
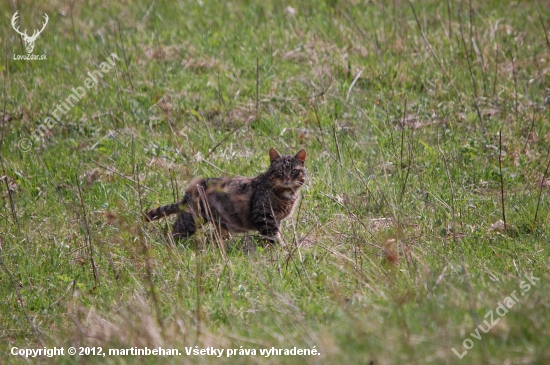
274, 180, 294, 190
282, 179, 296, 188
272, 177, 304, 191
283, 180, 302, 189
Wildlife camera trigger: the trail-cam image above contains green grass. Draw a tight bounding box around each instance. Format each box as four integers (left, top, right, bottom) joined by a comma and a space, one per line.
1, 0, 550, 364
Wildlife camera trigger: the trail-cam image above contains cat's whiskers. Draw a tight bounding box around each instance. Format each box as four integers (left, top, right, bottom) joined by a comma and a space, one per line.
274, 181, 299, 193
273, 181, 289, 191
271, 182, 299, 199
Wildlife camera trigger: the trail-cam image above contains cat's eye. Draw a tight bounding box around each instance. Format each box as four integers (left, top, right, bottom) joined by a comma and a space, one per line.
291, 169, 298, 175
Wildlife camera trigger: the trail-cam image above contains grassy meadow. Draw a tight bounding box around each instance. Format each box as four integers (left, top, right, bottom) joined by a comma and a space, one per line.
1, 0, 550, 363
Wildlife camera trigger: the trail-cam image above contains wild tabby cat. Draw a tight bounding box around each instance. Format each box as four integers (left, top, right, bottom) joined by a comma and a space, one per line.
145, 148, 307, 243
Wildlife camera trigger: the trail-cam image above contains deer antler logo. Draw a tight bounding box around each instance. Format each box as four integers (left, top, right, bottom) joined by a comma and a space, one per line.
11, 11, 49, 54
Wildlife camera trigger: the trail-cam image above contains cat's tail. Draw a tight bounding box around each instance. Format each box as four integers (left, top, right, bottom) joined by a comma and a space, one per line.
144, 178, 202, 222
144, 202, 183, 221
144, 191, 193, 222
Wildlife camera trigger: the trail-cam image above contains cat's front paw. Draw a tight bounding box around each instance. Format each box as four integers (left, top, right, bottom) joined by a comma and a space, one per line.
259, 231, 281, 244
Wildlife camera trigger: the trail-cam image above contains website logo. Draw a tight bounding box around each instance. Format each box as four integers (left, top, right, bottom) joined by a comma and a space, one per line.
11, 11, 48, 60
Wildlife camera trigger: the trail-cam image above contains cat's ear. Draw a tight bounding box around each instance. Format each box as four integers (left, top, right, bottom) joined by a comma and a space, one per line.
269, 148, 282, 163
294, 149, 306, 163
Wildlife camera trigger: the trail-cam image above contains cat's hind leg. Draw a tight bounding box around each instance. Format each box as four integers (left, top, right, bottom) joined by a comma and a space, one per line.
172, 212, 197, 242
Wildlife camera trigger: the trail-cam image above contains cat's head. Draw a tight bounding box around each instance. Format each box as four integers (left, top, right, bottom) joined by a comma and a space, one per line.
267, 148, 307, 191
